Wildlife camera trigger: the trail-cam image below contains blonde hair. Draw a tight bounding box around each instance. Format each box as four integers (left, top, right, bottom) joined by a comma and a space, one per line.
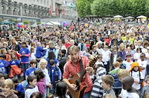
2, 79, 13, 89
38, 59, 47, 68
118, 69, 130, 80
113, 61, 120, 68
69, 45, 80, 54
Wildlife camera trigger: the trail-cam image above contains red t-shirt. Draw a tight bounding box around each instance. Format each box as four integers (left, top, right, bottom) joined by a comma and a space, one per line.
64, 43, 71, 49
63, 56, 93, 93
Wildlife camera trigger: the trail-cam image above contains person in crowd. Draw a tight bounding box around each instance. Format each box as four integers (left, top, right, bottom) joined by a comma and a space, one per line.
30, 92, 43, 98
25, 60, 38, 79
38, 59, 51, 97
48, 59, 61, 94
12, 78, 25, 98
0, 73, 5, 92
19, 42, 30, 77
34, 69, 46, 97
63, 45, 94, 98
0, 79, 18, 98
120, 76, 140, 98
129, 62, 144, 90
123, 53, 133, 71
141, 75, 149, 98
25, 75, 39, 98
102, 75, 116, 98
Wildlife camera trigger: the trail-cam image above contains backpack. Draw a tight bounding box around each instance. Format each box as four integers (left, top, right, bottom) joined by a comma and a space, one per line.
111, 74, 122, 89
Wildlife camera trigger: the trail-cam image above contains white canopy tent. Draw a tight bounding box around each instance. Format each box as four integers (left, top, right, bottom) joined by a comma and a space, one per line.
114, 15, 123, 18
137, 15, 147, 18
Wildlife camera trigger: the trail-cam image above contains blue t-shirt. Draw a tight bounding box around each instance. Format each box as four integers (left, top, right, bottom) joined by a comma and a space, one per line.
0, 60, 7, 74
15, 83, 25, 93
25, 67, 37, 76
8, 60, 20, 66
19, 48, 30, 63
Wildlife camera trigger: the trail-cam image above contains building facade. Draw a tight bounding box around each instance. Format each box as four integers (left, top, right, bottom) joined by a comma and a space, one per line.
0, 0, 77, 23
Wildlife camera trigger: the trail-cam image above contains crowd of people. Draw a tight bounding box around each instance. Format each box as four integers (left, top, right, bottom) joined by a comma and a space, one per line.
0, 18, 149, 98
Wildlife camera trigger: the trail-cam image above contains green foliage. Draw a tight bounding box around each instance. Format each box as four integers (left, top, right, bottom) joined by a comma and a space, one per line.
77, 0, 149, 17
37, 22, 41, 25
23, 20, 30, 24
76, 0, 92, 17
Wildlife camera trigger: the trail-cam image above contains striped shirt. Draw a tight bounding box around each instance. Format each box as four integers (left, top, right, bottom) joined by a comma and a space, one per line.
91, 79, 104, 98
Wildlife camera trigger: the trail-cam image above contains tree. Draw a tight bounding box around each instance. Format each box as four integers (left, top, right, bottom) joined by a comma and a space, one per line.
76, 0, 92, 17
91, 0, 149, 17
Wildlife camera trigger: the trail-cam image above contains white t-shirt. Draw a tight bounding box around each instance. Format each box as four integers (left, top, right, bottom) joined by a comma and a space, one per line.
120, 89, 140, 98
25, 86, 39, 98
123, 61, 133, 71
131, 71, 144, 90
133, 53, 141, 61
137, 59, 147, 78
102, 50, 111, 62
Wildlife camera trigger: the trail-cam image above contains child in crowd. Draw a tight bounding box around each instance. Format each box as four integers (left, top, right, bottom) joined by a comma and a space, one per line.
25, 75, 39, 98
30, 92, 43, 98
8, 54, 21, 78
48, 59, 61, 94
19, 42, 30, 77
123, 53, 133, 71
129, 62, 143, 90
34, 69, 46, 97
138, 53, 147, 78
109, 62, 122, 97
38, 59, 51, 97
116, 57, 126, 69
120, 76, 140, 98
102, 75, 116, 98
52, 81, 70, 98
0, 79, 18, 98
134, 48, 142, 61
0, 54, 7, 74
102, 45, 111, 73
109, 61, 121, 75
12, 78, 25, 98
25, 60, 38, 79
58, 49, 67, 75
141, 75, 149, 98
91, 57, 106, 98
0, 73, 4, 92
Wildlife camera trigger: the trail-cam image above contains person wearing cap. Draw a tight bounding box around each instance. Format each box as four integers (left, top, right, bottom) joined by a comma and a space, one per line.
119, 76, 140, 98
129, 62, 143, 90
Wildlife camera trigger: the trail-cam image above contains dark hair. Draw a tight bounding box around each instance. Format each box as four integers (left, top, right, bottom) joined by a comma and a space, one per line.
55, 82, 67, 98
116, 57, 123, 62
48, 51, 55, 60
49, 59, 55, 65
30, 92, 42, 98
27, 75, 36, 84
12, 78, 19, 83
34, 69, 45, 82
136, 48, 142, 53
30, 60, 37, 64
61, 49, 66, 55
0, 54, 6, 59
